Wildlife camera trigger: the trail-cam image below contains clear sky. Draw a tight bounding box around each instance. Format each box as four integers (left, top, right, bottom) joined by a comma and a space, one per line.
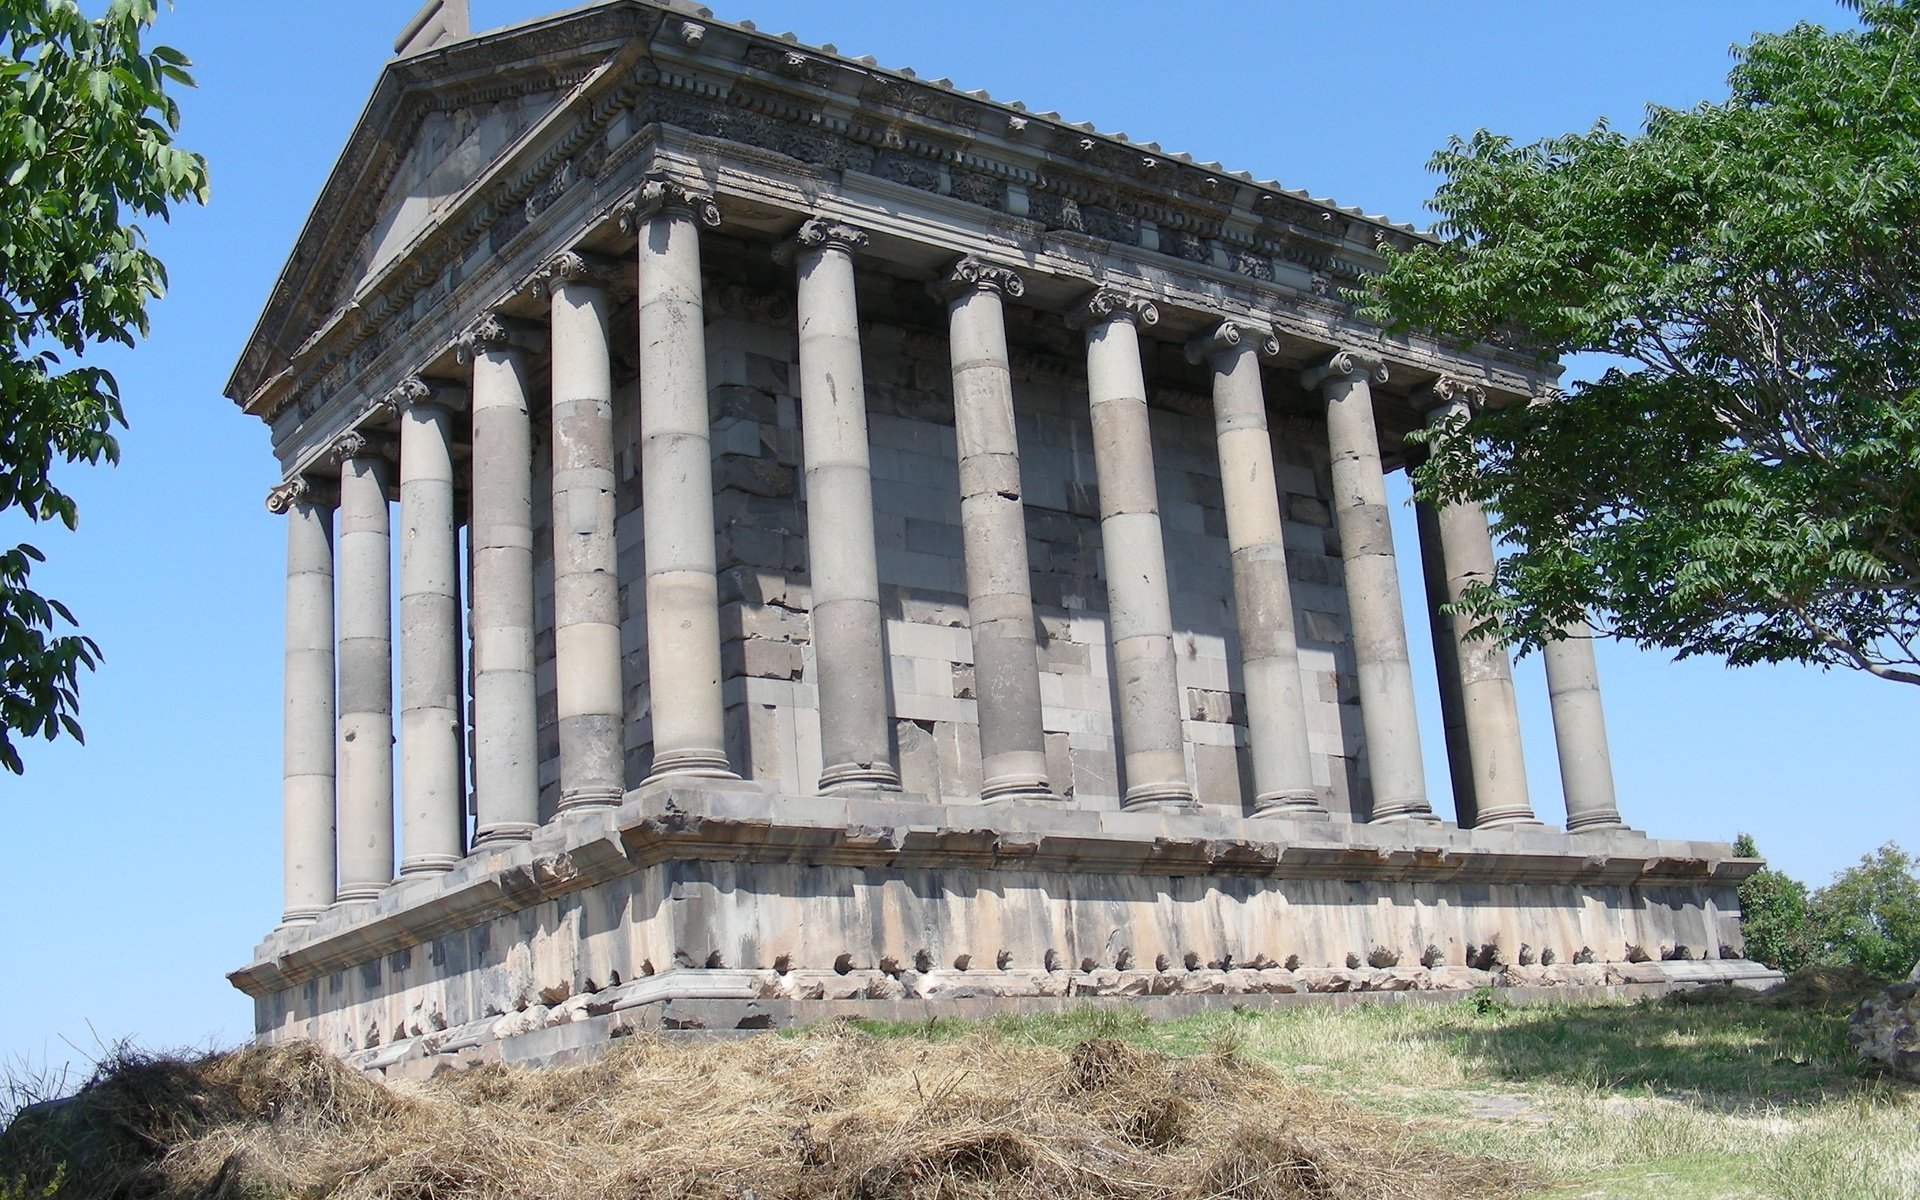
1, 0, 1912, 1079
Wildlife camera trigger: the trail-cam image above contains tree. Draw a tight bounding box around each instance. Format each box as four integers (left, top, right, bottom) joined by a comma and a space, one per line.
1732, 832, 1817, 973
1811, 842, 1920, 979
0, 0, 206, 773
1361, 0, 1920, 683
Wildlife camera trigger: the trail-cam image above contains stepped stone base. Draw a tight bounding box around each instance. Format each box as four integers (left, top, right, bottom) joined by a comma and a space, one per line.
230, 781, 1774, 1060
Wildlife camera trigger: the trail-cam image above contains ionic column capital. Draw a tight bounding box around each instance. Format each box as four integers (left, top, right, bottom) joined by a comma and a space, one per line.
327, 430, 396, 467
1185, 319, 1279, 366
1067, 287, 1159, 331
1300, 349, 1390, 392
524, 249, 621, 300
928, 254, 1025, 303
619, 172, 722, 231
455, 311, 546, 364
1415, 375, 1489, 425
794, 217, 870, 257
378, 375, 468, 419
266, 474, 339, 514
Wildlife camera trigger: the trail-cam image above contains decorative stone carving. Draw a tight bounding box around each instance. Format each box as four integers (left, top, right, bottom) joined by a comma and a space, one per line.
1299, 348, 1390, 391
265, 475, 339, 514
928, 255, 1025, 302
795, 218, 869, 255
377, 375, 466, 419
619, 173, 722, 232
1067, 287, 1158, 330
326, 430, 394, 466
1422, 374, 1489, 418
524, 248, 617, 299
1184, 319, 1279, 364
455, 312, 544, 363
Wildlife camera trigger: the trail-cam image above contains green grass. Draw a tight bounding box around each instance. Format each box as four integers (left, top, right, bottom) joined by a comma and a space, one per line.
843, 995, 1918, 1200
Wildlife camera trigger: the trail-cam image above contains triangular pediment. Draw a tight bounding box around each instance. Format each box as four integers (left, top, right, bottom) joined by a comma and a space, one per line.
228, 2, 661, 410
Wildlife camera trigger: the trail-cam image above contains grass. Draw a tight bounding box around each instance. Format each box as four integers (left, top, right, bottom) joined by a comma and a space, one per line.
0, 987, 1911, 1199
849, 990, 1916, 1200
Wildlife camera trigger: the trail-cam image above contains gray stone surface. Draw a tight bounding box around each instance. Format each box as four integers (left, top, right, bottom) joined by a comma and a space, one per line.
225, 0, 1741, 1059
1850, 978, 1920, 1081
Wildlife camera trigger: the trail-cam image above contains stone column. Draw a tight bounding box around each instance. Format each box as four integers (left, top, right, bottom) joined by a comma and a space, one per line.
621, 174, 736, 780
1299, 351, 1434, 822
331, 431, 396, 902
461, 313, 544, 845
1546, 621, 1627, 830
1414, 379, 1537, 827
1410, 482, 1478, 825
791, 218, 900, 792
268, 476, 338, 924
931, 256, 1051, 801
1187, 321, 1324, 819
532, 251, 626, 809
390, 376, 468, 874
1069, 289, 1195, 810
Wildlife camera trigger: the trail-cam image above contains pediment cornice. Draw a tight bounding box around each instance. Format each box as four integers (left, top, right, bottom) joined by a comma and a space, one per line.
229, 0, 1545, 432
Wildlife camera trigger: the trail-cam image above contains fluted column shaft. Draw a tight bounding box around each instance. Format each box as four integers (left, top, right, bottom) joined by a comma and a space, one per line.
1073, 291, 1194, 810
333, 436, 396, 901
793, 219, 900, 792
935, 258, 1051, 801
1419, 387, 1537, 827
627, 177, 735, 780
1546, 620, 1626, 830
272, 479, 337, 923
465, 316, 541, 843
1301, 352, 1433, 822
1189, 323, 1323, 818
540, 254, 626, 808
396, 380, 468, 870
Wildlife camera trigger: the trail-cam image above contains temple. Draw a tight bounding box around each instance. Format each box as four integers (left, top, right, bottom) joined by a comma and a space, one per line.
227, 0, 1774, 1069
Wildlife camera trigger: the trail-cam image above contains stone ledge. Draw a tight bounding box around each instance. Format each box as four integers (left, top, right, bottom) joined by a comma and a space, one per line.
358, 960, 1784, 1079
234, 783, 1758, 997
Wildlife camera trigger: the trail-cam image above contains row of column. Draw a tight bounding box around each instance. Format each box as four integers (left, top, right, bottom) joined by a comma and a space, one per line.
267, 176, 1623, 926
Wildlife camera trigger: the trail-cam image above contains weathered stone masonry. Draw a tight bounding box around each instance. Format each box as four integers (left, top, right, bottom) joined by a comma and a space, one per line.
230, 0, 1773, 1061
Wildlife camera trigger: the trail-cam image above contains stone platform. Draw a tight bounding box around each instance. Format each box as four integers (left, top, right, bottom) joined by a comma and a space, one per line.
230, 782, 1775, 1060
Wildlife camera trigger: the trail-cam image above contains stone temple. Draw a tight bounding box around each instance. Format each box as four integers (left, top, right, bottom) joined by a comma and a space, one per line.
227, 0, 1776, 1067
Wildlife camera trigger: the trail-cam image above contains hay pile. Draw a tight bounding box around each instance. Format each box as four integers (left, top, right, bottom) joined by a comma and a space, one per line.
1665, 966, 1888, 1012
0, 1026, 1528, 1199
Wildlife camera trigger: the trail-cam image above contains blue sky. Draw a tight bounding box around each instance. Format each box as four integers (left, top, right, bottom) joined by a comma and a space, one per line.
2, 0, 1912, 1076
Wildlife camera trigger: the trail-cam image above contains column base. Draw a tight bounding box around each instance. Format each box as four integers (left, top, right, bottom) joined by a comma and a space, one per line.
644, 748, 739, 784
1369, 805, 1441, 824
1567, 813, 1634, 833
400, 855, 463, 876
276, 906, 328, 928
1251, 791, 1331, 820
820, 763, 903, 793
1473, 807, 1545, 830
1121, 784, 1199, 812
473, 823, 539, 847
560, 786, 626, 811
981, 772, 1057, 803
332, 885, 386, 906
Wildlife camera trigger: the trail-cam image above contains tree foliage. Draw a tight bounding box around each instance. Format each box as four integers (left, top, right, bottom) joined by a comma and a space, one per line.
1733, 835, 1920, 979
1812, 842, 1920, 979
0, 0, 206, 773
1732, 832, 1819, 973
1362, 0, 1920, 683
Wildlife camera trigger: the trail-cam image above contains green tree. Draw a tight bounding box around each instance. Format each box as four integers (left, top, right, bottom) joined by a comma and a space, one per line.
1810, 842, 1920, 979
0, 0, 206, 772
1361, 1, 1920, 683
1732, 832, 1817, 973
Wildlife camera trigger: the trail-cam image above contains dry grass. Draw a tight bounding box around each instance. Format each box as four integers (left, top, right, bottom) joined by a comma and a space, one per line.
0, 1026, 1529, 1200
